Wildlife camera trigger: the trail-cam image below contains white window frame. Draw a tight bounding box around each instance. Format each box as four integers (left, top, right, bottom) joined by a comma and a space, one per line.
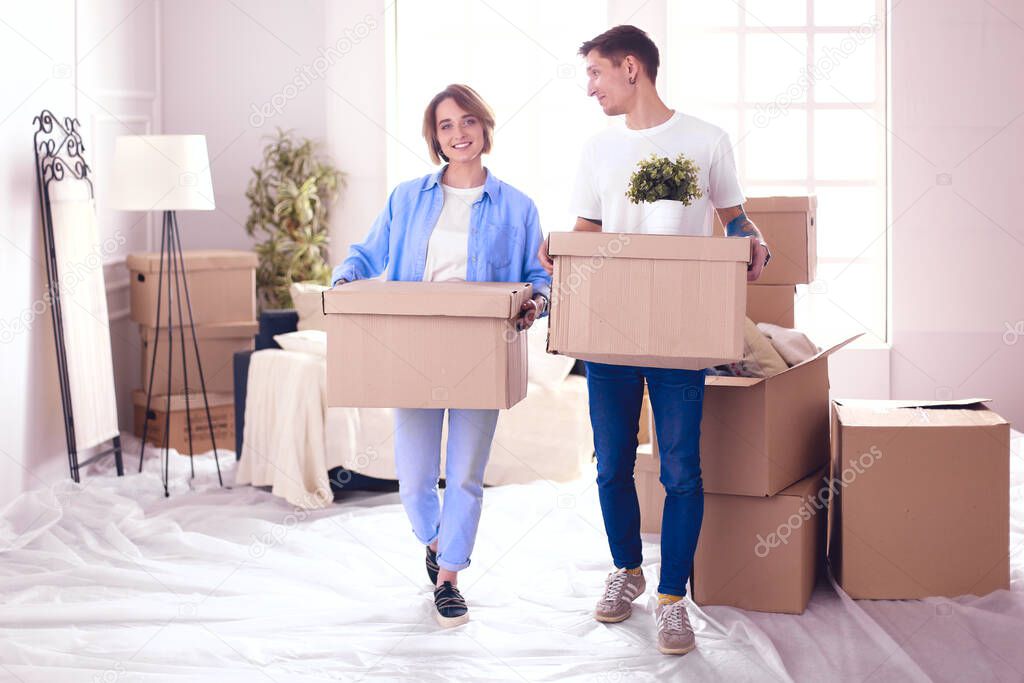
663, 0, 890, 347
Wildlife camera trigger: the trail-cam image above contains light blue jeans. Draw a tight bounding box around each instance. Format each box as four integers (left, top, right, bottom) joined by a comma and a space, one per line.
392, 407, 500, 572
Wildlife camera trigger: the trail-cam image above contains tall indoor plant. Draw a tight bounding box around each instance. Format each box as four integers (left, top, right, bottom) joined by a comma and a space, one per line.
245, 129, 345, 309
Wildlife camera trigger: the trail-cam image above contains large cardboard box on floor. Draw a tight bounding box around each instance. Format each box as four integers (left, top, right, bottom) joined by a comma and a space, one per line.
133, 390, 234, 455
546, 232, 749, 370
715, 196, 816, 285
127, 250, 257, 326
651, 336, 858, 496
140, 321, 256, 394
323, 281, 531, 409
746, 284, 796, 328
692, 469, 827, 614
828, 399, 1010, 600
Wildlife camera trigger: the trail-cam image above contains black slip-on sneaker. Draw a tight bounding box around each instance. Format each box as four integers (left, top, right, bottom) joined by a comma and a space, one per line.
433, 581, 469, 628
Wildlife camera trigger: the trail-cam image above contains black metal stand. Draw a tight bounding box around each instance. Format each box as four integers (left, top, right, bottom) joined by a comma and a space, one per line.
33, 110, 124, 482
137, 209, 224, 496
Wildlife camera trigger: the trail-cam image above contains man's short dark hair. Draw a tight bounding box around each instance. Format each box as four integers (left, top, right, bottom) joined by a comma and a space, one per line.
579, 25, 660, 83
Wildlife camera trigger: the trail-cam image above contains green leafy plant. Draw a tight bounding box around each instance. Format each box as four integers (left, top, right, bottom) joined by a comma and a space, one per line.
625, 153, 703, 205
245, 129, 345, 310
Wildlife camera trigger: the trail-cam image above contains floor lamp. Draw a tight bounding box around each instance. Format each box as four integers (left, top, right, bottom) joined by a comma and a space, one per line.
108, 135, 224, 496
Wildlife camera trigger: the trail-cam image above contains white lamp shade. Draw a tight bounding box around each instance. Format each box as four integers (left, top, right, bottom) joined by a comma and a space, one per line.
107, 135, 216, 211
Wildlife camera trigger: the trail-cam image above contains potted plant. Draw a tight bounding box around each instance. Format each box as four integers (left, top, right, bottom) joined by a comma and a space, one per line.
625, 153, 703, 231
245, 129, 345, 310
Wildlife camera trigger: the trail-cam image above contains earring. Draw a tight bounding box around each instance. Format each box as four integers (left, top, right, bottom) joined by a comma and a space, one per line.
629, 76, 637, 85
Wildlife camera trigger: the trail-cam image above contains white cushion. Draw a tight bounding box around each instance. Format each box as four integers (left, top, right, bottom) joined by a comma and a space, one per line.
289, 282, 328, 332
273, 330, 327, 357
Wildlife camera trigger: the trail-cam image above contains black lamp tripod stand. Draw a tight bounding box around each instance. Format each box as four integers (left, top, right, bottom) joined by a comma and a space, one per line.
138, 209, 224, 496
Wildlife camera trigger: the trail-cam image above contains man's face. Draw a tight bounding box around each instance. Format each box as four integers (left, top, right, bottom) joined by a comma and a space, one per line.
584, 49, 634, 116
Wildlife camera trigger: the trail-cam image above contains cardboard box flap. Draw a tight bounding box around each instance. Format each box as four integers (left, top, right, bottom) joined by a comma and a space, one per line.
139, 320, 257, 340
825, 403, 841, 557
777, 467, 827, 499
772, 334, 862, 377
833, 398, 1007, 428
322, 281, 531, 319
703, 334, 861, 386
132, 389, 233, 410
705, 375, 765, 388
127, 250, 258, 273
548, 231, 750, 263
834, 397, 992, 409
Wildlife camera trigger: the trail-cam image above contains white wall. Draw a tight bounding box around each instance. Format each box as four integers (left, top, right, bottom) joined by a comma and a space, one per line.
76, 0, 163, 447
889, 0, 1024, 426
0, 0, 160, 501
159, 0, 329, 252
0, 1, 77, 504
324, 0, 390, 258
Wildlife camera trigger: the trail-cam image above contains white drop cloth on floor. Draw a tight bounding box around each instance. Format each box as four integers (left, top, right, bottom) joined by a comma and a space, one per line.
0, 433, 1021, 682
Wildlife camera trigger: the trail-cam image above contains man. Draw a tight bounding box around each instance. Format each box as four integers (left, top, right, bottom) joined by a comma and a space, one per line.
538, 25, 770, 656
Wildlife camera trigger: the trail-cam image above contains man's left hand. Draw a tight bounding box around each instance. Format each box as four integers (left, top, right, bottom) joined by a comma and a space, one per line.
747, 239, 770, 282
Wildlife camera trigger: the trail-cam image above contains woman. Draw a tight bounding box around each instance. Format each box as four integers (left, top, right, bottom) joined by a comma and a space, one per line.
332, 84, 551, 627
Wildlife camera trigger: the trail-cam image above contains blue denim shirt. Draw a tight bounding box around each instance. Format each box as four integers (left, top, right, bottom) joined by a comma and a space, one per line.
332, 167, 551, 304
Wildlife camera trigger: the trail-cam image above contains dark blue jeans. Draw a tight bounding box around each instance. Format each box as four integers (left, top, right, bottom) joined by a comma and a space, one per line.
585, 361, 707, 596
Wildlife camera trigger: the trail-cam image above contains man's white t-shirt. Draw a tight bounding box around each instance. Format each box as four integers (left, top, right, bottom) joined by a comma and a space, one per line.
569, 111, 745, 236
422, 183, 483, 282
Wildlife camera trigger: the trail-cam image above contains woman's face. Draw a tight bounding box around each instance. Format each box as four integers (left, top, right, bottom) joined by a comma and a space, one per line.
435, 97, 484, 164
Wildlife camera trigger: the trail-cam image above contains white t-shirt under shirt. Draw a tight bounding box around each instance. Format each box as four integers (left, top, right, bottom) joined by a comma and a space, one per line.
570, 111, 745, 236
422, 183, 484, 282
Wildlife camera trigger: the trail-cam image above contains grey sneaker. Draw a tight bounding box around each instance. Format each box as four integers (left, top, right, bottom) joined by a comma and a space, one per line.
654, 599, 696, 655
594, 569, 646, 623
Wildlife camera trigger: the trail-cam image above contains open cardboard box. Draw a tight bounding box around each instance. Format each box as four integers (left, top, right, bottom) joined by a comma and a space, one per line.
827, 398, 1010, 600
652, 335, 860, 497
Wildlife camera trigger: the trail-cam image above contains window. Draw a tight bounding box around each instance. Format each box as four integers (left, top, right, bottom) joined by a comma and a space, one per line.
390, 0, 888, 347
666, 0, 888, 346
388, 0, 607, 231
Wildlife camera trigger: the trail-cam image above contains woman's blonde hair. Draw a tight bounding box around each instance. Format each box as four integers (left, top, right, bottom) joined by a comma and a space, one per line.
422, 84, 496, 165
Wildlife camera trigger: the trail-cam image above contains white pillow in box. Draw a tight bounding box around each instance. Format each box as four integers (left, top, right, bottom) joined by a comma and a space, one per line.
273, 330, 327, 357
527, 317, 576, 390
289, 282, 328, 332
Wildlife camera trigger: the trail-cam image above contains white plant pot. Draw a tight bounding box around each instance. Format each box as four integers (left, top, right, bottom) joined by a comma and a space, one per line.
641, 199, 686, 232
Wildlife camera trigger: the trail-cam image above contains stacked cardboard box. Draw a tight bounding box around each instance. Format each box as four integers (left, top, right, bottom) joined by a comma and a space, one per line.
128, 250, 257, 454
637, 336, 853, 613
714, 195, 817, 328
828, 399, 1010, 599
630, 201, 829, 614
